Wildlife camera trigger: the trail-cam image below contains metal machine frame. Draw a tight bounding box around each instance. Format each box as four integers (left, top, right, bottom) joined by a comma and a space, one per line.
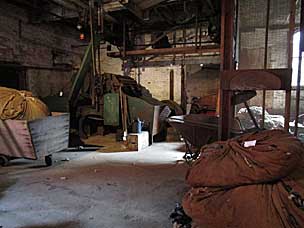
219, 68, 292, 139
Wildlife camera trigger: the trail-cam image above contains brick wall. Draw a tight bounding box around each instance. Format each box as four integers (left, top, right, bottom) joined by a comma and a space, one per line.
0, 1, 82, 98
186, 65, 219, 103
100, 43, 123, 75
131, 66, 182, 103
130, 64, 220, 106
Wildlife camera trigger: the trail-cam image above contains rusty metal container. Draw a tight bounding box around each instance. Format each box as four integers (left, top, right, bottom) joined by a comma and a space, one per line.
168, 114, 218, 148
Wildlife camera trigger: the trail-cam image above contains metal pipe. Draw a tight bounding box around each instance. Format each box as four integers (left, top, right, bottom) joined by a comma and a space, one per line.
97, 3, 103, 75
108, 45, 220, 57
132, 40, 211, 47
244, 101, 260, 130
89, 0, 97, 75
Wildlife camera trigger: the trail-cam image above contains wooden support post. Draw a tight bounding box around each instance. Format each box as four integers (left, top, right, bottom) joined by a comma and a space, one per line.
123, 19, 126, 59
286, 0, 296, 132
295, 0, 303, 136
219, 0, 235, 140
137, 67, 141, 84
169, 69, 174, 101
183, 26, 186, 60
262, 0, 271, 129
199, 23, 203, 53
195, 12, 198, 48
173, 31, 176, 63
181, 65, 187, 112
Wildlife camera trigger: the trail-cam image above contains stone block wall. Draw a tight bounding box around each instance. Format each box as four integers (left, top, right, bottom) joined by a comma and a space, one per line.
0, 1, 83, 98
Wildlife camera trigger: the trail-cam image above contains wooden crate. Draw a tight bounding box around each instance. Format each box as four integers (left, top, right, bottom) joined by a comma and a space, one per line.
127, 131, 149, 151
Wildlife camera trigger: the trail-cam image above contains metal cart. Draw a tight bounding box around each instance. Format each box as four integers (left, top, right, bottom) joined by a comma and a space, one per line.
0, 113, 69, 166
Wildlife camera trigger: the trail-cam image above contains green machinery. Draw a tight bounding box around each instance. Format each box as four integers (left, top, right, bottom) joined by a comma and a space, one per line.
67, 0, 171, 142
67, 37, 170, 141
69, 67, 170, 142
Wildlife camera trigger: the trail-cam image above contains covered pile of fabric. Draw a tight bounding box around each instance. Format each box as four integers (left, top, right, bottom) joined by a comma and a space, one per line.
0, 87, 49, 121
183, 130, 304, 228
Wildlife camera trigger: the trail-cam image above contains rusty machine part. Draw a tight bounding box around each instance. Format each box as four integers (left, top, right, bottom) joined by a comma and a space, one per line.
168, 90, 259, 161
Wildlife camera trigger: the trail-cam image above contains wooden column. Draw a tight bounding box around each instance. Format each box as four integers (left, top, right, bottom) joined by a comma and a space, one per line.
295, 0, 303, 135
262, 0, 271, 129
219, 0, 235, 140
285, 0, 296, 132
181, 65, 187, 112
169, 69, 174, 101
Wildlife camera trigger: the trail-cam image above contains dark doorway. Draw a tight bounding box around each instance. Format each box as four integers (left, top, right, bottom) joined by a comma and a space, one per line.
0, 64, 26, 90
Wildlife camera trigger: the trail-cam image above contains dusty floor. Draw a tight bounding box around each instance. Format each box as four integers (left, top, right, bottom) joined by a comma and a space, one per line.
0, 142, 188, 228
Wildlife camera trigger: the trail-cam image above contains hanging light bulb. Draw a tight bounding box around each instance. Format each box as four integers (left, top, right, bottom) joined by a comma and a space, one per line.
80, 33, 85, 40
77, 23, 82, 30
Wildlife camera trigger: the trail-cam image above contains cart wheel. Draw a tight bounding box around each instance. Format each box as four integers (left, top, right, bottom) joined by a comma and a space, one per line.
45, 155, 53, 167
0, 155, 9, 167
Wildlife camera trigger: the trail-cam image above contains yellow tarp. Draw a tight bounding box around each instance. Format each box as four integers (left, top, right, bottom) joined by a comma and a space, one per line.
0, 87, 49, 121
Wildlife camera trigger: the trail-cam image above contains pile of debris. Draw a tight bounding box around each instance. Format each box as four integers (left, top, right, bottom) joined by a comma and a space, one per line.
182, 130, 304, 228
237, 106, 284, 130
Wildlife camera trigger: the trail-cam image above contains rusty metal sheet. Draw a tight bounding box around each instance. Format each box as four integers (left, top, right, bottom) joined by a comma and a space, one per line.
0, 120, 36, 160
220, 69, 292, 90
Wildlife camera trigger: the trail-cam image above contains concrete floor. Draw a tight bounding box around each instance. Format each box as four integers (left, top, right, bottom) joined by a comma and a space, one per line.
0, 142, 188, 228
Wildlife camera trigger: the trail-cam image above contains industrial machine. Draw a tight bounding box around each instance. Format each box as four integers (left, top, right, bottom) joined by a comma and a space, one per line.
68, 1, 170, 142
71, 73, 170, 143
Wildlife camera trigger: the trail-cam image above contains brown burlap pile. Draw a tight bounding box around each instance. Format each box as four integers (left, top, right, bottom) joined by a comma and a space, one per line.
183, 130, 304, 228
0, 87, 49, 121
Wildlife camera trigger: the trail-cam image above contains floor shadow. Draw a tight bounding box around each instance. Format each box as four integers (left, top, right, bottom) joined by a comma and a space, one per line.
20, 221, 81, 228
28, 165, 48, 169
0, 177, 16, 199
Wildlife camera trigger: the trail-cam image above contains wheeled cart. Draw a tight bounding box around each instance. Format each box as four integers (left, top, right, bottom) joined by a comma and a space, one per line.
0, 113, 69, 166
